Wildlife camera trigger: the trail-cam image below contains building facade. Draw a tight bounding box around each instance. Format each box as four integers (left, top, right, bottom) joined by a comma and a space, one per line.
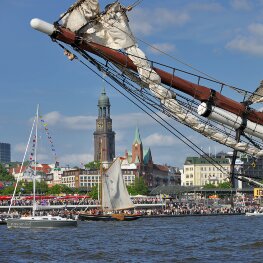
61, 166, 136, 189
93, 88, 115, 163
0, 143, 11, 163
182, 155, 231, 186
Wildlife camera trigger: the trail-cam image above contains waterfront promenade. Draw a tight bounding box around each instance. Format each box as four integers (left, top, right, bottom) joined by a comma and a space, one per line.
1, 196, 261, 217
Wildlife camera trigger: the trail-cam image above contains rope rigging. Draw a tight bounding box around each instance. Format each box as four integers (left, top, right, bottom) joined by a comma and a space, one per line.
44, 0, 263, 188
56, 0, 262, 101
53, 39, 263, 186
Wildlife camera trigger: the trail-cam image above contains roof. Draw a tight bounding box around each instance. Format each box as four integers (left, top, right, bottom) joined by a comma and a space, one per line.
184, 156, 230, 165
153, 164, 169, 172
143, 148, 152, 164
10, 164, 52, 174
133, 127, 142, 145
98, 87, 110, 107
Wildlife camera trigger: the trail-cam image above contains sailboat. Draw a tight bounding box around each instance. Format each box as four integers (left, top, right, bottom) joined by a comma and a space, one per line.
78, 158, 141, 221
7, 105, 77, 228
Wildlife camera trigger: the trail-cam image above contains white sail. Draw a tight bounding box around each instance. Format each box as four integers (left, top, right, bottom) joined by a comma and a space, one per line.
102, 158, 134, 211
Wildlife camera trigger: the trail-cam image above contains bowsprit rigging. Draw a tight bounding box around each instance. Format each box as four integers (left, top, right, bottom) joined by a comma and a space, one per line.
30, 0, 263, 188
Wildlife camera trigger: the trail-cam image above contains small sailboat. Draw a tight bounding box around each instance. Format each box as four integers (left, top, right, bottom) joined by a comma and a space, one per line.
7, 105, 77, 228
79, 158, 141, 221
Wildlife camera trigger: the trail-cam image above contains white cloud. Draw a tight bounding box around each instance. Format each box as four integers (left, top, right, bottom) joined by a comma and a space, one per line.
36, 111, 157, 132
187, 2, 223, 12
59, 153, 94, 165
226, 23, 263, 56
113, 112, 156, 129
42, 111, 61, 125
143, 133, 179, 147
14, 143, 27, 154
230, 0, 252, 11
130, 8, 190, 35
248, 23, 263, 37
41, 111, 96, 131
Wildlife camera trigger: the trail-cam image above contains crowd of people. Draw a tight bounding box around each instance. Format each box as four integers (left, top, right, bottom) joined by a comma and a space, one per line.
0, 196, 262, 218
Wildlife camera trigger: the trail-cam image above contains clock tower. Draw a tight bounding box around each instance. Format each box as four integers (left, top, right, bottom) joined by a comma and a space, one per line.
94, 88, 115, 162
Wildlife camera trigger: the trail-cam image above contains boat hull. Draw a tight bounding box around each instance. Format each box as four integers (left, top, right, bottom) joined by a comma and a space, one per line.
245, 212, 263, 216
78, 213, 141, 221
7, 218, 77, 228
0, 220, 7, 225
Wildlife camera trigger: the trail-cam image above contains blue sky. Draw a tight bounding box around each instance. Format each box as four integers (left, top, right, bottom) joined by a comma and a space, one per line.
1, 0, 263, 168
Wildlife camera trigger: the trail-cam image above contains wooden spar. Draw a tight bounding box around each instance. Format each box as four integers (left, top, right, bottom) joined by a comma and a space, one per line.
52, 27, 263, 125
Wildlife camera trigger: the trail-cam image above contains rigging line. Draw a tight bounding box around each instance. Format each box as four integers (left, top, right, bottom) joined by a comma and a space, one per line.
75, 41, 260, 155
129, 0, 144, 9
72, 2, 245, 95
135, 37, 225, 86
57, 1, 260, 99
72, 46, 227, 170
76, 41, 263, 153
92, 7, 258, 97
79, 58, 236, 176
102, 71, 263, 180
57, 41, 255, 180
95, 48, 263, 150
111, 62, 263, 149
88, 41, 258, 108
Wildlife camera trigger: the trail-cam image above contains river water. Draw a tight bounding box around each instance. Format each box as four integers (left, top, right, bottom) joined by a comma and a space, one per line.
1, 215, 263, 263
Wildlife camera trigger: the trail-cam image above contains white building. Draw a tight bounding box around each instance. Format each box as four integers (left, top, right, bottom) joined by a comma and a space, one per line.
182, 156, 231, 187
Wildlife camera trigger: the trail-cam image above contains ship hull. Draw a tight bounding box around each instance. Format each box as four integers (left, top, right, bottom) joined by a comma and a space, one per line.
7, 218, 77, 228
78, 213, 141, 221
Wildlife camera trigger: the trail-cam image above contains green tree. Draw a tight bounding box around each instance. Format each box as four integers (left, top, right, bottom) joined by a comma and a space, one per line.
89, 184, 98, 199
85, 161, 100, 170
47, 184, 74, 195
127, 176, 149, 196
0, 185, 15, 195
0, 164, 14, 181
218, 182, 231, 189
203, 183, 217, 189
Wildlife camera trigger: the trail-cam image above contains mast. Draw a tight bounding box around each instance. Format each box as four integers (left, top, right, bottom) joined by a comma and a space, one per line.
30, 19, 263, 126
32, 104, 39, 216
8, 117, 36, 214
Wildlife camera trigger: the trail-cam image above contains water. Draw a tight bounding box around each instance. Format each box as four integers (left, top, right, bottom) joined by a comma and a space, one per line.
1, 215, 263, 263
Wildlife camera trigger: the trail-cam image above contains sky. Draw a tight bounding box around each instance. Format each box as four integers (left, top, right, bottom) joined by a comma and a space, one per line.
1, 0, 263, 168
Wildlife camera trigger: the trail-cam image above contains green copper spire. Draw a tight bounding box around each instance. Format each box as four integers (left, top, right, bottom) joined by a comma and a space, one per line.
133, 127, 142, 145
98, 87, 110, 107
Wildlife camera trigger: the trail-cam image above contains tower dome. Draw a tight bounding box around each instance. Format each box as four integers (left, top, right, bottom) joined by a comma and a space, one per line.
98, 87, 110, 107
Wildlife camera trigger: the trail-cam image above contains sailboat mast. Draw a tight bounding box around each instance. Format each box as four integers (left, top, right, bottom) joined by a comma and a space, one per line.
32, 104, 39, 216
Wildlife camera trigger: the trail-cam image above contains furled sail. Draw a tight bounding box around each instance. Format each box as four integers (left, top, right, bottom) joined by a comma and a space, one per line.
102, 158, 134, 211
61, 0, 174, 101
246, 80, 263, 104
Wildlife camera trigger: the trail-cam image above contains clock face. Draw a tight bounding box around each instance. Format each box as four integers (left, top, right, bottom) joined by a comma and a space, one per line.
98, 121, 103, 128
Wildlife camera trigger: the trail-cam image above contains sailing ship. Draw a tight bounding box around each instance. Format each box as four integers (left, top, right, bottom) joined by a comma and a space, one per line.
78, 158, 141, 221
30, 0, 263, 188
7, 105, 77, 228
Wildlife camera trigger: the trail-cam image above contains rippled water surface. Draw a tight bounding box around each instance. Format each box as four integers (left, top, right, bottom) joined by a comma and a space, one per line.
1, 215, 263, 263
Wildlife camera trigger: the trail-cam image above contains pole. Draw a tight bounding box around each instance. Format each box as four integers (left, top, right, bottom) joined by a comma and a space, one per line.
33, 104, 39, 216
229, 128, 242, 208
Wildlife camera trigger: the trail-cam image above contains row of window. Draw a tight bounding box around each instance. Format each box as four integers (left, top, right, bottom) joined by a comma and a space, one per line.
185, 166, 230, 172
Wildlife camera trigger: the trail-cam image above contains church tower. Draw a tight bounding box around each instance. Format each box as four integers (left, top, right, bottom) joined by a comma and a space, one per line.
132, 127, 144, 166
94, 88, 115, 162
